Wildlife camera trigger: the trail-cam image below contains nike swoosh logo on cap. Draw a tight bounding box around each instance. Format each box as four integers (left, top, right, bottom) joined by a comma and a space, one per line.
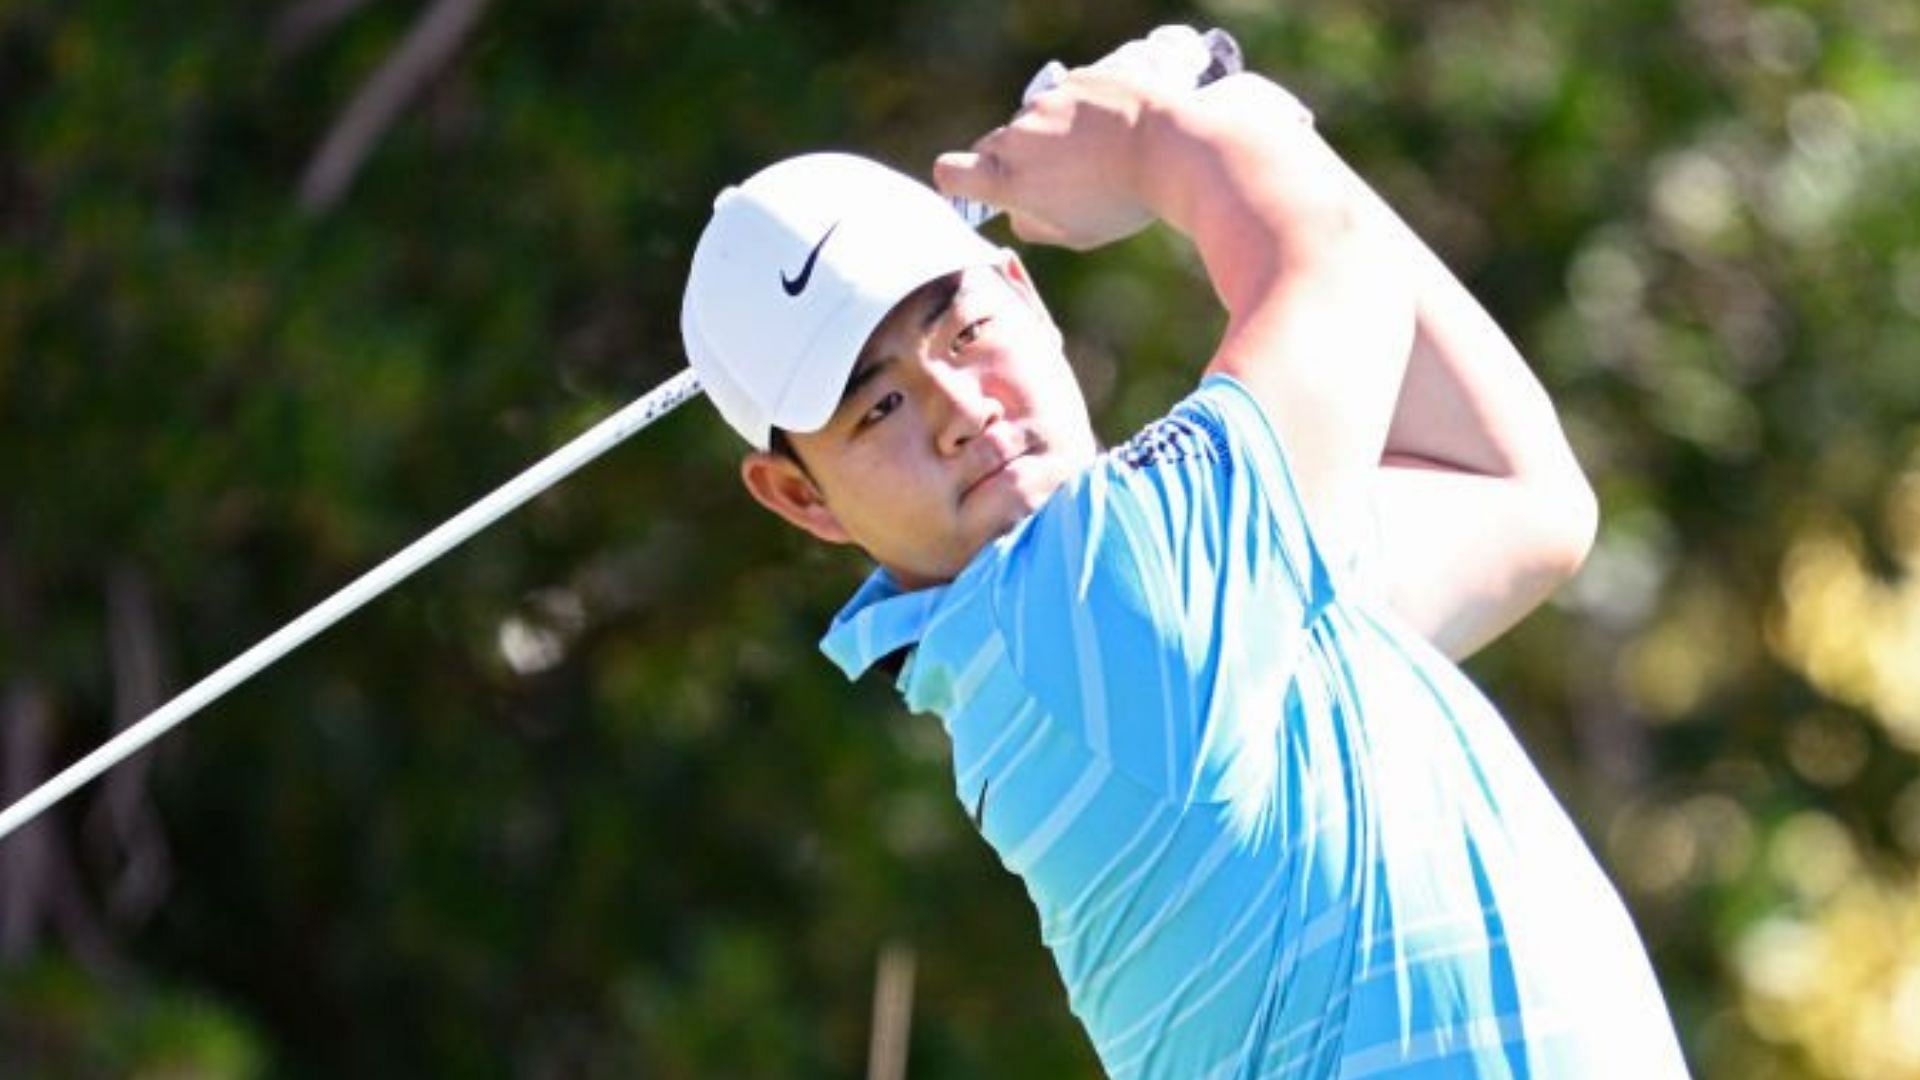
781, 223, 838, 296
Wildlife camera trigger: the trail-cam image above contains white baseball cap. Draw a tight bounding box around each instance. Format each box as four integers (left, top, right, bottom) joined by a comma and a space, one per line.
681, 152, 1004, 450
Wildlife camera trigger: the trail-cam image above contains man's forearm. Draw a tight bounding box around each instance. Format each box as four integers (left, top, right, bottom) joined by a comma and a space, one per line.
1134, 77, 1354, 319
1133, 75, 1417, 535
1379, 199, 1585, 488
1371, 461, 1595, 658
933, 69, 1418, 552
1333, 156, 1598, 655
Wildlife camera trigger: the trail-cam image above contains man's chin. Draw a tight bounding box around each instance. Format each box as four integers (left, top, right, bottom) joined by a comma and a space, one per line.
987, 450, 1075, 507
969, 472, 1064, 547
903, 456, 1078, 586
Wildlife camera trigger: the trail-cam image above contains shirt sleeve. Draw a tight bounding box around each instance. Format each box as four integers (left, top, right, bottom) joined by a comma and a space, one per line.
991, 373, 1345, 802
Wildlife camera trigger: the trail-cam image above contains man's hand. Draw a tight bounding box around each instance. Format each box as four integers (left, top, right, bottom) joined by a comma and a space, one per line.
935, 72, 1314, 252
1047, 24, 1245, 105
935, 73, 1163, 251
944, 25, 1252, 231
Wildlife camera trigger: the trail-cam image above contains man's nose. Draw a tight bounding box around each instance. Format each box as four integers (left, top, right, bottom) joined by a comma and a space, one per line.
928, 361, 1003, 456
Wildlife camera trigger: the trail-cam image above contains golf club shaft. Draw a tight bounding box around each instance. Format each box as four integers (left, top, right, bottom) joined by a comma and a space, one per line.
0, 27, 1248, 845
0, 368, 703, 843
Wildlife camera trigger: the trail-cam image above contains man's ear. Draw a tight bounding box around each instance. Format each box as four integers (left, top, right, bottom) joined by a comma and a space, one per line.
740, 451, 853, 546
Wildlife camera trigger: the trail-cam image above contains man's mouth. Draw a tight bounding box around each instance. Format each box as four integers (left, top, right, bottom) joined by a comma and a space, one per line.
961, 442, 1033, 502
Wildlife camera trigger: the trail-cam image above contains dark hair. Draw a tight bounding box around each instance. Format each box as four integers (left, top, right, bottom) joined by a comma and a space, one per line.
769, 428, 813, 479
769, 427, 797, 460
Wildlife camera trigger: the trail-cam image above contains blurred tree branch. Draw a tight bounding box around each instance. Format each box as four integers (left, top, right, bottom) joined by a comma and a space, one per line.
866, 940, 915, 1080
87, 564, 172, 927
296, 0, 490, 214
0, 684, 117, 976
0, 682, 54, 961
0, 529, 117, 974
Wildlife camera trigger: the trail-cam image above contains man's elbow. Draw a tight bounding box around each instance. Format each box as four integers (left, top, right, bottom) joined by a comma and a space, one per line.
1538, 472, 1599, 589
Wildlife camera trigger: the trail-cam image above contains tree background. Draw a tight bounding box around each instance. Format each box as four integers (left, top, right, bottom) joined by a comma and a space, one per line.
2, 0, 1918, 1075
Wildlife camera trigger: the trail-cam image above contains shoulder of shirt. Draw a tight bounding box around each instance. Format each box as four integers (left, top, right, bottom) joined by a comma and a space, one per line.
1107, 375, 1241, 473
967, 372, 1265, 587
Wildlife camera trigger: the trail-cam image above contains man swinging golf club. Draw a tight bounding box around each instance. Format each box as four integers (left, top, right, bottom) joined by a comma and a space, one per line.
680, 27, 1689, 1079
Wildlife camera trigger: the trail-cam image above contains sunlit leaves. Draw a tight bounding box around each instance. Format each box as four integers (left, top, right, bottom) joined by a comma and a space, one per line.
4, 0, 1920, 1075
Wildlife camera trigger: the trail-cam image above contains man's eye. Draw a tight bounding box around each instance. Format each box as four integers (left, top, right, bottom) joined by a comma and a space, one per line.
953, 318, 989, 351
859, 390, 904, 429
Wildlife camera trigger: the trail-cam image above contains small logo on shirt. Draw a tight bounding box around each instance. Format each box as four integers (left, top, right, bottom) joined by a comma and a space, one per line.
1115, 415, 1215, 470
781, 223, 838, 296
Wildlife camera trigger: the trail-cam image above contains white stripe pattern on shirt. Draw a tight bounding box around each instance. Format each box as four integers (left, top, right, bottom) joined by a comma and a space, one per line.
1004, 758, 1113, 873
1059, 492, 1112, 757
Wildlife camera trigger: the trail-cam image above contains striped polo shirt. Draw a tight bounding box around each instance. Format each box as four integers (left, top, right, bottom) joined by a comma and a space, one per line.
821, 375, 1688, 1078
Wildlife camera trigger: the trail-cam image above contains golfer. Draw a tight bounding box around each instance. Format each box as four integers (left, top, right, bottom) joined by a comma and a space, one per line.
680, 44, 1688, 1079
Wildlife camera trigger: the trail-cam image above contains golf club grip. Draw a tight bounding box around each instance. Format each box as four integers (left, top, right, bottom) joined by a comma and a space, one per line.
0, 368, 705, 843
951, 26, 1244, 229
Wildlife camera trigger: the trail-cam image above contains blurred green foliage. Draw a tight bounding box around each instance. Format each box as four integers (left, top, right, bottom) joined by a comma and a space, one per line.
2, 0, 1918, 1075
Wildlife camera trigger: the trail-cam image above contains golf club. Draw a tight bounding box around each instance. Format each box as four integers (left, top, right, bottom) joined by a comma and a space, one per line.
0, 27, 1243, 845
0, 369, 701, 842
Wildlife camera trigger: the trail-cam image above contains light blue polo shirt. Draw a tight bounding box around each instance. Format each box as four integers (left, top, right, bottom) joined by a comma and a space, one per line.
822, 375, 1687, 1078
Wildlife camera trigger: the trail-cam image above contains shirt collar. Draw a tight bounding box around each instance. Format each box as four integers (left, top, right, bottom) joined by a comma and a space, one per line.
819, 567, 948, 680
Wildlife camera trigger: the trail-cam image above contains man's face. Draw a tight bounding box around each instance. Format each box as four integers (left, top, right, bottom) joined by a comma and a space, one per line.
741, 258, 1098, 588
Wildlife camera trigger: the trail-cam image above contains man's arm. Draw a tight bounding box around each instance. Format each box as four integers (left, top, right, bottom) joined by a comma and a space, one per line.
939, 68, 1596, 658
936, 72, 1416, 550
1366, 201, 1599, 659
